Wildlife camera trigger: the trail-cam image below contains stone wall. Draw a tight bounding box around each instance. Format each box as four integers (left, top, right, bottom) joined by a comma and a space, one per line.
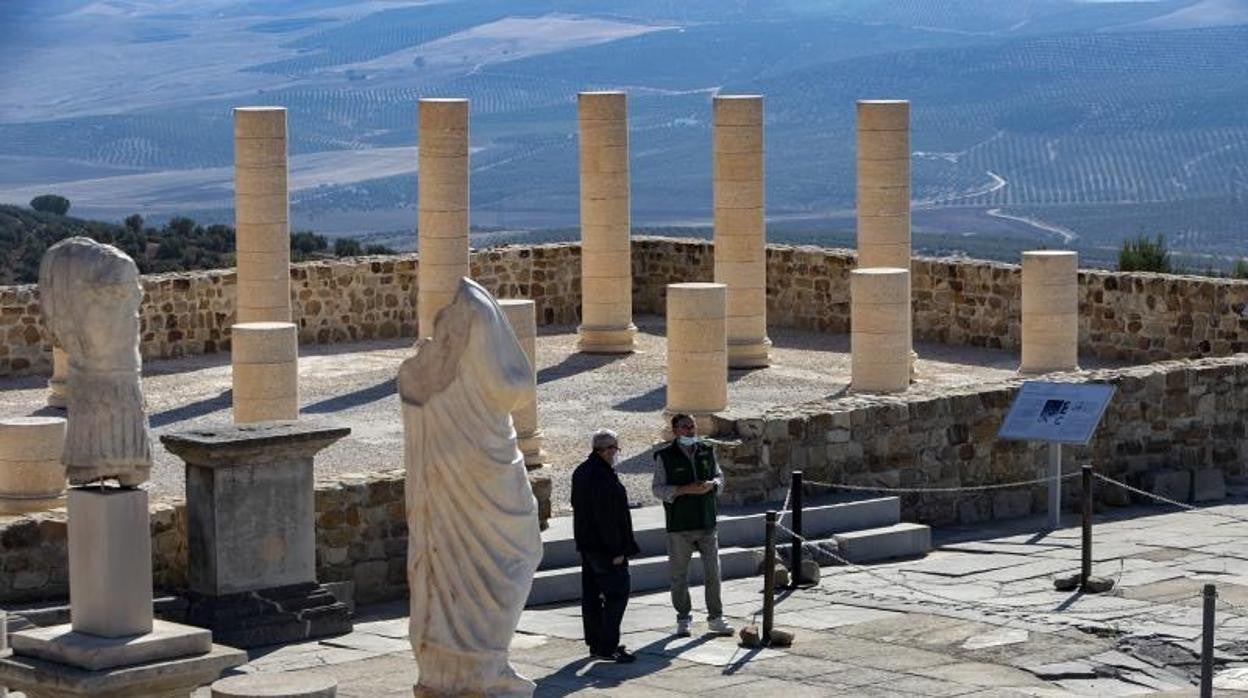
706, 355, 1248, 526
0, 244, 584, 376
4, 237, 1248, 376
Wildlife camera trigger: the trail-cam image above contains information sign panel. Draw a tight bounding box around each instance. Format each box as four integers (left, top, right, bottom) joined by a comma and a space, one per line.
997, 381, 1115, 445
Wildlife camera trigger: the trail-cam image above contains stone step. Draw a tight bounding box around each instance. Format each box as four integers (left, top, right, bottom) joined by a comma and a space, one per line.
538, 496, 900, 571
832, 523, 933, 564
527, 546, 762, 607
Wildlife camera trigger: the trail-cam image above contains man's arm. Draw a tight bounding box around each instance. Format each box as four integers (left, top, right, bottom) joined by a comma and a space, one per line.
706, 446, 725, 493
651, 453, 679, 503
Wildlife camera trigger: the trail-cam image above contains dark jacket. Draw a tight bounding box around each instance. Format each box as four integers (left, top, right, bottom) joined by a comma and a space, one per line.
571, 452, 641, 561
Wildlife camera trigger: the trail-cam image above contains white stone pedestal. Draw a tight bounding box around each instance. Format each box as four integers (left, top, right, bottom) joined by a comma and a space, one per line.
234, 107, 292, 324
498, 299, 545, 469
0, 417, 67, 515
577, 91, 637, 354
231, 322, 298, 424
69, 488, 153, 637
212, 673, 337, 697
713, 95, 771, 368
851, 268, 911, 393
417, 98, 471, 338
1020, 250, 1079, 374
665, 283, 728, 417
0, 487, 246, 697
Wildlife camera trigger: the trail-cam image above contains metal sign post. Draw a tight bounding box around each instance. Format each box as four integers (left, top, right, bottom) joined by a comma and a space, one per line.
998, 381, 1115, 530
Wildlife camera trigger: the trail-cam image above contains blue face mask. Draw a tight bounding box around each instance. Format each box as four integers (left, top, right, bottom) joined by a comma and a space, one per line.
677, 435, 698, 447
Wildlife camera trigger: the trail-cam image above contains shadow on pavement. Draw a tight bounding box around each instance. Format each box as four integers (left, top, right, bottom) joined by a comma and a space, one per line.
538, 352, 628, 386
536, 633, 714, 696
302, 378, 396, 414
149, 389, 232, 427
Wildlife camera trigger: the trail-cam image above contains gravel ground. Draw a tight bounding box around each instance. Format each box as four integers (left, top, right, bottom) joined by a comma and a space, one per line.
0, 316, 1123, 516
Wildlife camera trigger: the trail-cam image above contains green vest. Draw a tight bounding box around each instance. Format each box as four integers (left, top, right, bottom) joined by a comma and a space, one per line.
657, 441, 718, 533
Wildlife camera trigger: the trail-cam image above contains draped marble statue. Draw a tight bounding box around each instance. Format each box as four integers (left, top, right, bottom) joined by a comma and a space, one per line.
399, 277, 543, 697
38, 237, 152, 486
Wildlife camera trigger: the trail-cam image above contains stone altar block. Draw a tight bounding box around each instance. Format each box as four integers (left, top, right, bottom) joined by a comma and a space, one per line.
161, 421, 352, 648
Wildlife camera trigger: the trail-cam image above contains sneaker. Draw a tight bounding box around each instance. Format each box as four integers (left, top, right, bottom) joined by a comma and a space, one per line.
707, 617, 735, 636
598, 646, 636, 663
674, 619, 692, 637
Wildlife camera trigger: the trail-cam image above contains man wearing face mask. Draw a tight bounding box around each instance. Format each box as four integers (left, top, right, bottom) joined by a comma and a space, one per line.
571, 428, 640, 663
652, 413, 734, 638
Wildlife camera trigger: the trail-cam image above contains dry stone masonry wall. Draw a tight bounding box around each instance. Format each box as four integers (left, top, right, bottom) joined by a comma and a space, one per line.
3, 237, 1248, 376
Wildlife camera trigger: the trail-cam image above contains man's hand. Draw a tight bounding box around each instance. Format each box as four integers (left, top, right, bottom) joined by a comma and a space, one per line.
677, 481, 714, 496
612, 555, 626, 565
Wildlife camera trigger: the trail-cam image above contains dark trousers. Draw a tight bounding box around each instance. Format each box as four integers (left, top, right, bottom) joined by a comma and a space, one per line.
580, 554, 630, 655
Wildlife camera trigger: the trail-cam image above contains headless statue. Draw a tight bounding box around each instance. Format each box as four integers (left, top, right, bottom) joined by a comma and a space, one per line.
399, 278, 542, 697
38, 237, 151, 486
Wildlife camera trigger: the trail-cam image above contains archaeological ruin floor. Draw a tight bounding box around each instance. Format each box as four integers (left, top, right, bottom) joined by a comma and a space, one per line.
0, 315, 1125, 515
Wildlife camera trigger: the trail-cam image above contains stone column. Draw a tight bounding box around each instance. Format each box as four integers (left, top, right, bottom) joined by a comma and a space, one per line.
1020, 250, 1079, 373
577, 91, 637, 354
0, 416, 66, 514
856, 100, 910, 270
666, 283, 727, 417
851, 268, 910, 393
713, 95, 771, 369
417, 98, 470, 337
234, 107, 292, 323
498, 299, 544, 469
232, 322, 298, 423
69, 488, 154, 637
162, 422, 353, 649
47, 346, 68, 408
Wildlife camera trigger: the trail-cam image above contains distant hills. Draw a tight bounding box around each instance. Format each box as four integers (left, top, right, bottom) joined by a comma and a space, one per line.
1, 0, 1245, 267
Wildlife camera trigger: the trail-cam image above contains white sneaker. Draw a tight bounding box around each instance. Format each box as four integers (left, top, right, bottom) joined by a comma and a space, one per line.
674, 619, 692, 637
707, 617, 735, 636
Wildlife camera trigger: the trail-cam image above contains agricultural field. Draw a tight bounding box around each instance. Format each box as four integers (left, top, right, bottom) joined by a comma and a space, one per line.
0, 0, 1245, 259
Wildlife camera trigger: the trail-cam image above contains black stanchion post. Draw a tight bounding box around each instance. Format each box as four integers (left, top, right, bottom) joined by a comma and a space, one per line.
1081, 464, 1092, 589
1202, 583, 1216, 698
790, 471, 803, 587
763, 510, 777, 645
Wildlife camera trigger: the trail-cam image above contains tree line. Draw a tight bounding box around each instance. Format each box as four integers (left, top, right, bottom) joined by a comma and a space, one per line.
0, 195, 394, 284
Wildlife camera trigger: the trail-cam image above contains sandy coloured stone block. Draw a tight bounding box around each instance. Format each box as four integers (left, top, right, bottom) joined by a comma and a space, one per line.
236, 279, 291, 318
235, 222, 289, 254
851, 268, 911, 393
714, 207, 764, 236
418, 99, 471, 336
579, 222, 632, 250
714, 95, 763, 126
233, 396, 299, 423
714, 125, 764, 155
232, 363, 298, 401
715, 180, 766, 209
714, 151, 764, 182
577, 121, 629, 147
0, 416, 66, 462
666, 283, 728, 413
857, 158, 910, 188
231, 322, 298, 364
580, 200, 630, 227
235, 193, 288, 226
0, 417, 67, 510
857, 213, 910, 243
47, 345, 69, 407
715, 260, 767, 289
234, 107, 287, 140
580, 145, 629, 175
237, 251, 290, 282
857, 242, 912, 271
578, 91, 627, 121
1020, 251, 1079, 374
857, 186, 910, 217
499, 299, 544, 468
234, 164, 288, 197
233, 139, 286, 168
69, 487, 154, 638
857, 134, 911, 161
714, 233, 765, 262
856, 100, 909, 132
581, 249, 632, 278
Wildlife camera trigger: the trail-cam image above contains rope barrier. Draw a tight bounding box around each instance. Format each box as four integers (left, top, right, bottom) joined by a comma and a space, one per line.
797, 471, 1078, 495
1094, 472, 1248, 526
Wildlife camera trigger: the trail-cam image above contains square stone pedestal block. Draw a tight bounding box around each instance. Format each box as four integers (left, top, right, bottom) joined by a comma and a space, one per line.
68, 488, 153, 638
160, 421, 352, 648
0, 643, 245, 698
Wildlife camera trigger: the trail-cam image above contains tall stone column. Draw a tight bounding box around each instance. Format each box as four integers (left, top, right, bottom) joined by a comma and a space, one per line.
46, 345, 68, 408
417, 98, 470, 337
577, 91, 636, 354
713, 95, 771, 368
1020, 251, 1079, 374
234, 107, 292, 324
856, 100, 910, 270
498, 299, 544, 468
232, 322, 299, 423
666, 283, 727, 418
851, 268, 910, 393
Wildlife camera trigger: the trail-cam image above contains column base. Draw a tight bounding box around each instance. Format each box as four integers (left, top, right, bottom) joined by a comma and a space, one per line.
0, 642, 244, 698
727, 337, 771, 369
10, 620, 211, 672
184, 582, 351, 649
576, 324, 636, 354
